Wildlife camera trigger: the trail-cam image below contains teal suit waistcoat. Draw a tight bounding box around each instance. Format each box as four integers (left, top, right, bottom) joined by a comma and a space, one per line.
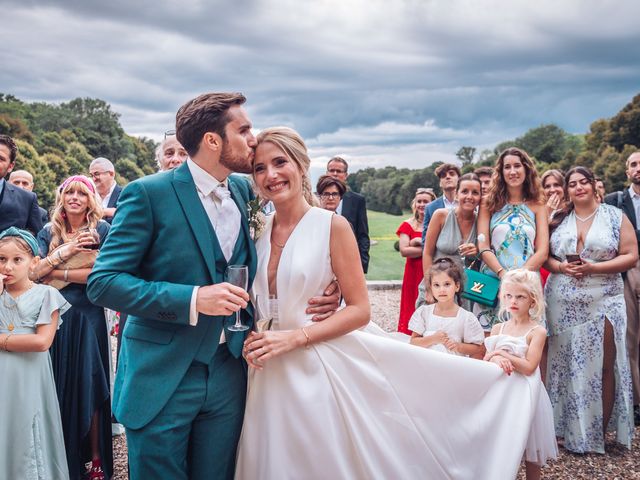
87, 162, 257, 429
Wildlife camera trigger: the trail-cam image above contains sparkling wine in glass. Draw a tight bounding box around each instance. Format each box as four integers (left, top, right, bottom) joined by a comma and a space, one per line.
226, 265, 250, 332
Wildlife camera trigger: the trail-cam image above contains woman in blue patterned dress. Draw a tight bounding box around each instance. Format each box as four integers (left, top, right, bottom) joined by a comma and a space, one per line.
476, 148, 549, 331
544, 166, 637, 453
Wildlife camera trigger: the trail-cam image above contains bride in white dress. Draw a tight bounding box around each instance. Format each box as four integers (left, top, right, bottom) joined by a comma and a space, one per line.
236, 127, 540, 480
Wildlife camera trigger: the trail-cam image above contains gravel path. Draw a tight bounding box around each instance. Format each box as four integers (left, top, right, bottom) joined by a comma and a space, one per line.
111, 287, 640, 479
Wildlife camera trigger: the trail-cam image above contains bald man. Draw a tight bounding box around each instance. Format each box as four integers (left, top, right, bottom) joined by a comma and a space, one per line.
8, 169, 48, 225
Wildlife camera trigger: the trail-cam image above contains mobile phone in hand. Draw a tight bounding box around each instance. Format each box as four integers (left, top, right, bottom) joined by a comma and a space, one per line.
566, 253, 582, 264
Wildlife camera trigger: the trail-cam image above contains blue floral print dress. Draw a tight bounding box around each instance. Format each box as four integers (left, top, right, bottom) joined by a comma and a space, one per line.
544, 204, 634, 453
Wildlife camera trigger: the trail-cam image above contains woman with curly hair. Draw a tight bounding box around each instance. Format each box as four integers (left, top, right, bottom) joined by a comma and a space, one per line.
475, 147, 549, 331
35, 175, 113, 480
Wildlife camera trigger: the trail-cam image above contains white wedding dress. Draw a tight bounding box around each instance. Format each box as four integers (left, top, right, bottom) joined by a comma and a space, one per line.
236, 208, 539, 480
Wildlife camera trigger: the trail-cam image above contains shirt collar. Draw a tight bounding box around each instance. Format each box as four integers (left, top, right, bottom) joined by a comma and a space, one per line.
102, 181, 117, 201
0, 178, 4, 194
443, 195, 457, 208
187, 158, 227, 196
629, 186, 640, 200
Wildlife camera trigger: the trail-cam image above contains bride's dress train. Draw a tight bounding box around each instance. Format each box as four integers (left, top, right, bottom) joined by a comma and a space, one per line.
236, 208, 539, 479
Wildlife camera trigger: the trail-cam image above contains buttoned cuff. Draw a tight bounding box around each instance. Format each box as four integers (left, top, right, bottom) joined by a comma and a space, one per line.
190, 287, 199, 326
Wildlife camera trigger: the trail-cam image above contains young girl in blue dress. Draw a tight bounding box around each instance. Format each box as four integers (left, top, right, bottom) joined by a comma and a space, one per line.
484, 269, 557, 480
0, 227, 70, 480
409, 258, 485, 357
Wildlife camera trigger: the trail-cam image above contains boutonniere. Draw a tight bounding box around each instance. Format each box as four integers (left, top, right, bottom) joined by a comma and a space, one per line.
247, 197, 267, 241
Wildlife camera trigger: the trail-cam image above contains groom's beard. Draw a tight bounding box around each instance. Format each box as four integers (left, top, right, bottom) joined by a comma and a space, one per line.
220, 140, 253, 174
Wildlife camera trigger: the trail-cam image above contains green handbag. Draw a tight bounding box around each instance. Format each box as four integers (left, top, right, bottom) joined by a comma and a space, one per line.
461, 250, 500, 308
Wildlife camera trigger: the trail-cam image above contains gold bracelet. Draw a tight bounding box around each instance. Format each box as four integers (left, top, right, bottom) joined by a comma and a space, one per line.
56, 250, 65, 264
64, 269, 69, 282
45, 255, 56, 268
301, 327, 311, 349
496, 267, 504, 276
3, 334, 12, 352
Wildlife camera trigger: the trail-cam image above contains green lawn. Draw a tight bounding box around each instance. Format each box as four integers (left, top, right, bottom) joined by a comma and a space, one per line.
365, 210, 407, 280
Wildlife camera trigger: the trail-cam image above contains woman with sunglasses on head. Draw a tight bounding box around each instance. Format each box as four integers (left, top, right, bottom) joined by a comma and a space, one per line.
34, 176, 113, 480
396, 187, 436, 334
544, 166, 637, 454
422, 174, 482, 310
476, 147, 549, 332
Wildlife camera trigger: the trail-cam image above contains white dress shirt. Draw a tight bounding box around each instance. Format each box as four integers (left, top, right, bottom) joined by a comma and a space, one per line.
100, 182, 117, 208
629, 186, 640, 225
187, 159, 241, 339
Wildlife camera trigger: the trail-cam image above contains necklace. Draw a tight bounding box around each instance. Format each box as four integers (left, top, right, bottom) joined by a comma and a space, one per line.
575, 208, 598, 223
2, 282, 34, 331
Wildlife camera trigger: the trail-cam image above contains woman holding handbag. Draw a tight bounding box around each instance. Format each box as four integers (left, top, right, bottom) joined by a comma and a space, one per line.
422, 173, 481, 309
35, 175, 113, 480
476, 148, 549, 332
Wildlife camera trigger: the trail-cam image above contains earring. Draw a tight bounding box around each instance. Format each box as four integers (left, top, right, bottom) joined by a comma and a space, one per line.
528, 307, 536, 317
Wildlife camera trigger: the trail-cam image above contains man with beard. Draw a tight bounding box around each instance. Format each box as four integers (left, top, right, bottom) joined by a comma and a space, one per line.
87, 93, 338, 479
605, 150, 640, 426
0, 135, 43, 234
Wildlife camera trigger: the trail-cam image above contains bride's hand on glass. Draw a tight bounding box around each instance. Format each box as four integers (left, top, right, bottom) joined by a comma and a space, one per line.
243, 330, 306, 369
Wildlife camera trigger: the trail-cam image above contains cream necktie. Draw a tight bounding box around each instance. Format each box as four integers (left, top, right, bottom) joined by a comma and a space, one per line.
211, 184, 241, 262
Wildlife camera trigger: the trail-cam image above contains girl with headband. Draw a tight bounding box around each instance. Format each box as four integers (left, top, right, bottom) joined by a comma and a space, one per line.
0, 227, 70, 479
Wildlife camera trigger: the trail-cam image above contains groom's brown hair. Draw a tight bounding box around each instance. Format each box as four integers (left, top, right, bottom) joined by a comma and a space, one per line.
176, 92, 246, 157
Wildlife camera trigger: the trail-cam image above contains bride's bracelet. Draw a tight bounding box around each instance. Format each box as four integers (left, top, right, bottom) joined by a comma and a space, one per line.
301, 327, 311, 349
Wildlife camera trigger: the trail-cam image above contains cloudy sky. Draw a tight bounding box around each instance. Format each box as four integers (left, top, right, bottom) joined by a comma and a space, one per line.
2, 0, 639, 175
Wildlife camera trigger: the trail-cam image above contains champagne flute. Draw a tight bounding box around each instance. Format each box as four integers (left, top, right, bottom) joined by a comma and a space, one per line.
226, 264, 250, 332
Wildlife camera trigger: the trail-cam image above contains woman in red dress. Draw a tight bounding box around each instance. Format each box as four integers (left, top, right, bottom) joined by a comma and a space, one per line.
396, 188, 435, 334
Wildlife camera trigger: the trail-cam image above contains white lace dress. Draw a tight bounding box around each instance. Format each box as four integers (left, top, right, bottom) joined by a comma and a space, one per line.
236, 207, 541, 479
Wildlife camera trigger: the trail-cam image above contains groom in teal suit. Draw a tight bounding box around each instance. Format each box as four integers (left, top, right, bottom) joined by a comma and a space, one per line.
88, 93, 262, 479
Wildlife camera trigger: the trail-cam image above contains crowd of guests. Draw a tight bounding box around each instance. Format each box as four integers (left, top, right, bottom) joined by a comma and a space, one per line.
0, 131, 188, 480
396, 148, 640, 459
2, 119, 640, 478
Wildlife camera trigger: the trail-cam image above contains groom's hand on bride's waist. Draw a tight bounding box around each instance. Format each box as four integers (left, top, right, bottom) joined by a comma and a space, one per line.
306, 279, 341, 322
196, 283, 249, 317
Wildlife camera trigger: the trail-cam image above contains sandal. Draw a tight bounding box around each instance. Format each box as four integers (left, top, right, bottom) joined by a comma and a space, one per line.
87, 459, 105, 480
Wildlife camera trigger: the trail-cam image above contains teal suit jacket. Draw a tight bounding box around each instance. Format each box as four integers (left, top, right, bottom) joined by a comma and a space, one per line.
87, 162, 257, 429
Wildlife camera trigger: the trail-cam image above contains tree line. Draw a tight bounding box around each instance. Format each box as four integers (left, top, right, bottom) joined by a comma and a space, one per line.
0, 94, 156, 208
1, 91, 639, 214
348, 93, 640, 214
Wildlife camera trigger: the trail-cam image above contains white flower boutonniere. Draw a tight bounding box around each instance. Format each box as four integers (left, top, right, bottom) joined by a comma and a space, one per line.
247, 197, 267, 241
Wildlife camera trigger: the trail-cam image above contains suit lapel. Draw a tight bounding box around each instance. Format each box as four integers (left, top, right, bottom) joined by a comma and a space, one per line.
623, 190, 638, 228
228, 178, 257, 288
172, 164, 225, 282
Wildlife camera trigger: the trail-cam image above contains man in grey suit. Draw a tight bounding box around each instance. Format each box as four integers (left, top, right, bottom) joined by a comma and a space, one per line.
605, 151, 640, 426
326, 156, 370, 273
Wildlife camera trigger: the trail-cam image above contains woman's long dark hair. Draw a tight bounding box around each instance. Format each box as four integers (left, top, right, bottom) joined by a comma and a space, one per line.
485, 147, 544, 214
549, 166, 597, 233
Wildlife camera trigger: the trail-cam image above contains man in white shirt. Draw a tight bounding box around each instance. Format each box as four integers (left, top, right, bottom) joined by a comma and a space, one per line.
89, 157, 121, 223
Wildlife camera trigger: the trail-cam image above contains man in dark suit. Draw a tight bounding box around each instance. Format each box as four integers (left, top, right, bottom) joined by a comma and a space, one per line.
605, 150, 640, 425
421, 163, 461, 243
9, 169, 49, 224
326, 156, 370, 273
89, 157, 122, 224
0, 134, 43, 235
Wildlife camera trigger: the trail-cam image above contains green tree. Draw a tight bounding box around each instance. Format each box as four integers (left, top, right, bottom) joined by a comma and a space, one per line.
455, 146, 476, 166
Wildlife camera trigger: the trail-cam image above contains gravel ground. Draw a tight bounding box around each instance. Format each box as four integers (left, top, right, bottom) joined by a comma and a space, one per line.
111, 287, 640, 479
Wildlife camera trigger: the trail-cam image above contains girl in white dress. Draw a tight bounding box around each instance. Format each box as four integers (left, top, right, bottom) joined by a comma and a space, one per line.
409, 258, 484, 357
485, 269, 558, 480
236, 127, 547, 480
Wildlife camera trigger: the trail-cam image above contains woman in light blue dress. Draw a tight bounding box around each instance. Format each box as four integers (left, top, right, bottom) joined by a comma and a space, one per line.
544, 166, 636, 453
476, 147, 549, 331
0, 227, 70, 480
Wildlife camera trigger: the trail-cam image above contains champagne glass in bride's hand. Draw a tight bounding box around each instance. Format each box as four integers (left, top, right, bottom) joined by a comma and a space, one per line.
254, 294, 279, 333
226, 265, 250, 332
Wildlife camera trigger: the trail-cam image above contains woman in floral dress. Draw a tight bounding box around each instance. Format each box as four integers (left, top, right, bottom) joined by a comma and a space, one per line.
544, 166, 637, 453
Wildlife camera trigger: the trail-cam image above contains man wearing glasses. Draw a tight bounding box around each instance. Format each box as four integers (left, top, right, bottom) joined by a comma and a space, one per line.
326, 156, 370, 273
90, 157, 122, 224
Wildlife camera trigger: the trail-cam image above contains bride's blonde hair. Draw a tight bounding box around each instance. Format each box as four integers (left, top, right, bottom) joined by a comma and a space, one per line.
255, 127, 319, 207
